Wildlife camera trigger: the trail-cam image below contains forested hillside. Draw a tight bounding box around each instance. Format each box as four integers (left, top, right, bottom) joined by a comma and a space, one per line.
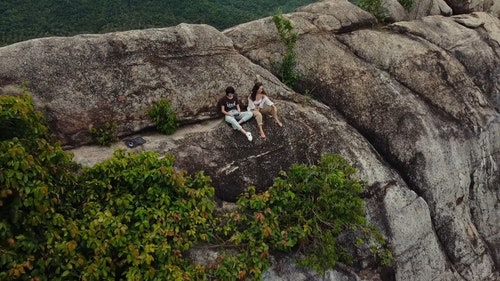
0, 0, 317, 47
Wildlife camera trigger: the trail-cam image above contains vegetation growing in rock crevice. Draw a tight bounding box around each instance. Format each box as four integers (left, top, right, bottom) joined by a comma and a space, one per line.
147, 99, 179, 135
89, 122, 118, 146
397, 0, 414, 10
1, 91, 392, 280
358, 0, 387, 22
272, 10, 300, 87
356, 0, 414, 22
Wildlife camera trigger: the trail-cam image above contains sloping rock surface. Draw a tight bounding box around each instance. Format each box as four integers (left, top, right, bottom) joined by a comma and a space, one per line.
0, 1, 498, 280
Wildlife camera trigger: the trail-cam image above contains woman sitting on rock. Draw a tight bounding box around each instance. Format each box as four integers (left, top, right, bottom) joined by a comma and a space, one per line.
247, 82, 283, 139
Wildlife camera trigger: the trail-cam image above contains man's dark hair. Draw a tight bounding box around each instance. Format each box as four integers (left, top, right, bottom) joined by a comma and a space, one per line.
225, 86, 235, 95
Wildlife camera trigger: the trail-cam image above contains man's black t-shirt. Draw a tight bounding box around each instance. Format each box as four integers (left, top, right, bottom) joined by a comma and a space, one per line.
219, 96, 238, 112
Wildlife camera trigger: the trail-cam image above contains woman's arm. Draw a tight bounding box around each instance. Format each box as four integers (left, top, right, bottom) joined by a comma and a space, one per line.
263, 96, 274, 107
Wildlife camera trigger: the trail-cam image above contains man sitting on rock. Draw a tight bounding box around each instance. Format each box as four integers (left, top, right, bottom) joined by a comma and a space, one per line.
219, 86, 253, 141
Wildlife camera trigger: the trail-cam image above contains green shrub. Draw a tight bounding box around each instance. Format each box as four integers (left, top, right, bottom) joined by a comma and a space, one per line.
72, 150, 217, 280
88, 122, 118, 146
398, 0, 413, 10
0, 93, 48, 141
0, 93, 80, 281
356, 0, 412, 21
1, 91, 392, 280
357, 0, 386, 22
147, 99, 178, 135
218, 154, 393, 278
272, 10, 300, 87
0, 93, 214, 280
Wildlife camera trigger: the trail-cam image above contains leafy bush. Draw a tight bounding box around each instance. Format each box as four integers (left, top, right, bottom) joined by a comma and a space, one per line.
147, 99, 179, 135
216, 154, 393, 278
88, 122, 118, 146
1, 92, 392, 280
357, 0, 386, 22
71, 150, 217, 280
0, 92, 48, 141
0, 93, 215, 280
0, 93, 80, 281
398, 0, 413, 10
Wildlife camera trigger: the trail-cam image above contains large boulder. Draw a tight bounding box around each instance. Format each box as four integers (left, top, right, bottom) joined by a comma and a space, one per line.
0, 23, 289, 146
223, 3, 499, 281
446, 0, 494, 14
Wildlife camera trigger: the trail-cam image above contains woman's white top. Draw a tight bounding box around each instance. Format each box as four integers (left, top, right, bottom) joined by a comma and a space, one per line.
247, 95, 274, 111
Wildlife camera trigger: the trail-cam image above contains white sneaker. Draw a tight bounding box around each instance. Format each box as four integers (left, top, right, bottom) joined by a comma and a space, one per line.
246, 132, 253, 141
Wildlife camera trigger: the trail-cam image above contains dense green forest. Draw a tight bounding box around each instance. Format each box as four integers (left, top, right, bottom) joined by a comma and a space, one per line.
0, 0, 318, 47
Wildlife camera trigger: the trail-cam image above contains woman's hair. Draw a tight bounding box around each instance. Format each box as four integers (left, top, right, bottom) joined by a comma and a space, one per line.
250, 82, 263, 101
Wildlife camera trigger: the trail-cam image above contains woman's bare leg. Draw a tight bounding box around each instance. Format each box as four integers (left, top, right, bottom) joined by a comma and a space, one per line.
253, 110, 266, 138
272, 106, 282, 127
258, 125, 266, 139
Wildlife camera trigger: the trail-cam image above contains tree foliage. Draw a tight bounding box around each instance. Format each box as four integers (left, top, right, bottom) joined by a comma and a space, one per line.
1, 91, 392, 280
70, 150, 217, 280
0, 92, 80, 280
0, 0, 317, 47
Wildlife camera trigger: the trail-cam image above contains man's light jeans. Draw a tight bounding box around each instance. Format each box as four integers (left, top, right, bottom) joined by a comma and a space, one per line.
225, 109, 253, 131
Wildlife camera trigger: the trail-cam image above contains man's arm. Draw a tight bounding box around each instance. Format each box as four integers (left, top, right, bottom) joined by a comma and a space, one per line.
221, 105, 235, 117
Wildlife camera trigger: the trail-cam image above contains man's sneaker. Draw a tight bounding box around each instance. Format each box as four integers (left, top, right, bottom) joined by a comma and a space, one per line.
246, 132, 253, 141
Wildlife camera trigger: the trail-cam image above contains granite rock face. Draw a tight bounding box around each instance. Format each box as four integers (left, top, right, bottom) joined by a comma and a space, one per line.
0, 23, 286, 145
0, 0, 499, 280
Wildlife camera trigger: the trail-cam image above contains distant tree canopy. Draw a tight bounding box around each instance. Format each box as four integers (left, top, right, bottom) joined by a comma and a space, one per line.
0, 0, 317, 47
